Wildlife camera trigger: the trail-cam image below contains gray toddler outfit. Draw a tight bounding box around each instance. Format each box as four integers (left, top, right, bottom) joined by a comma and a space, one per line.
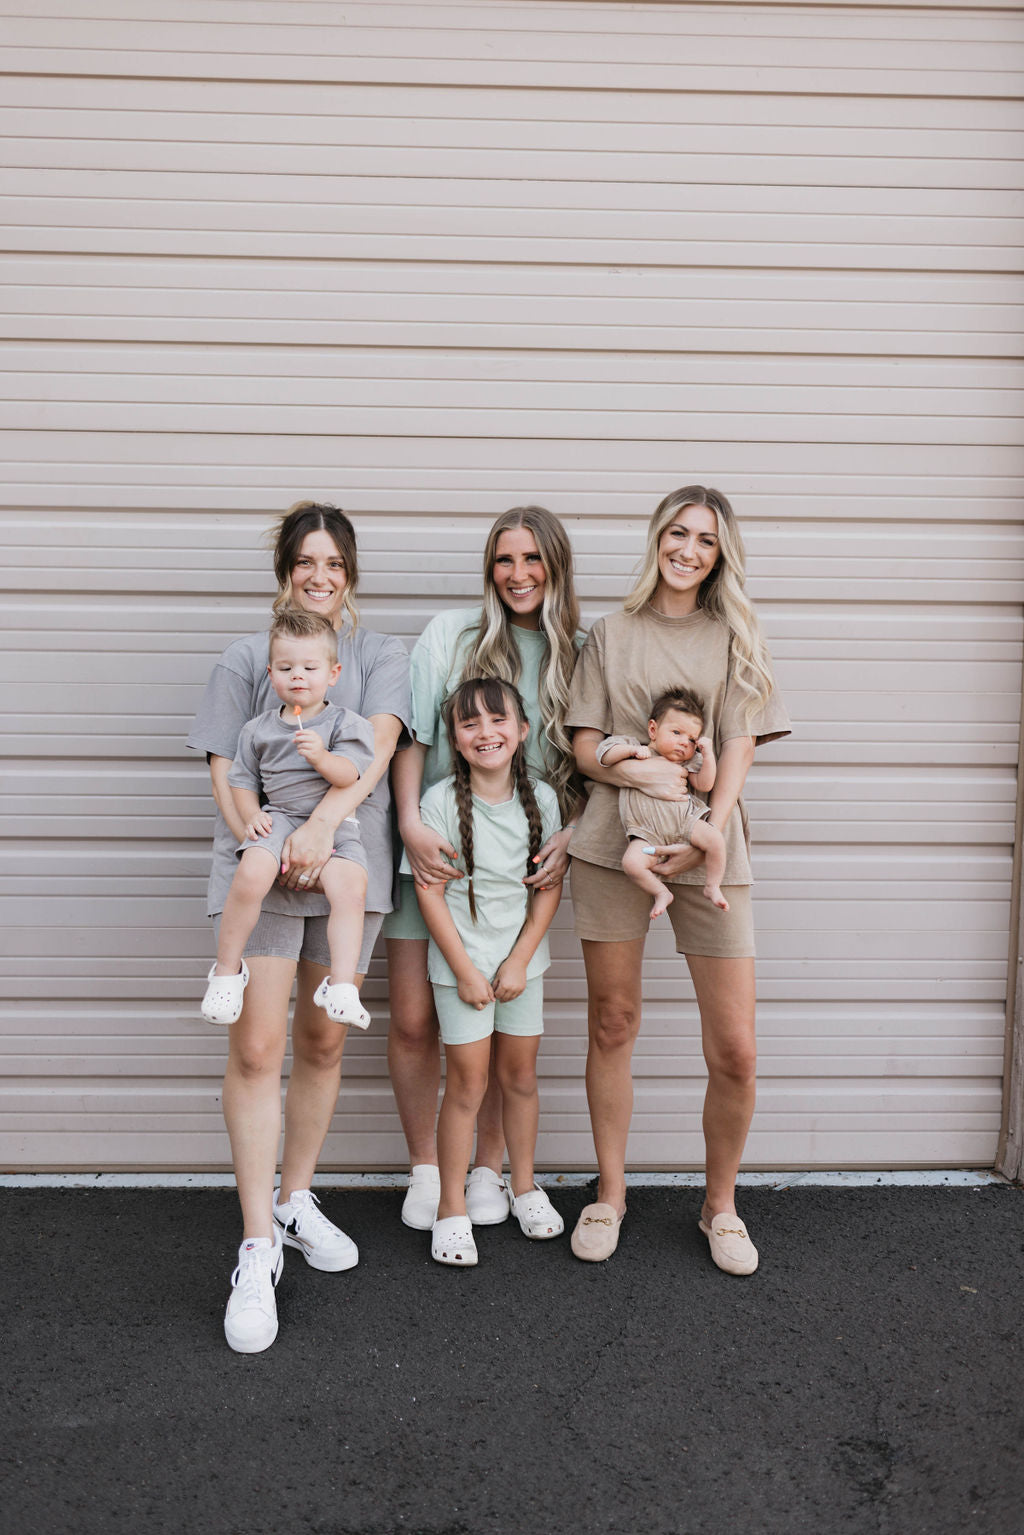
228, 703, 375, 870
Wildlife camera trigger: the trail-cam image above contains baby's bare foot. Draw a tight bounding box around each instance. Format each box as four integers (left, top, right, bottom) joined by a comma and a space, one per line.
703, 884, 729, 911
650, 888, 674, 921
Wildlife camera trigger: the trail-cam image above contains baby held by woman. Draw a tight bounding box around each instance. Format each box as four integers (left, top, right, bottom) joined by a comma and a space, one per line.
597, 687, 729, 917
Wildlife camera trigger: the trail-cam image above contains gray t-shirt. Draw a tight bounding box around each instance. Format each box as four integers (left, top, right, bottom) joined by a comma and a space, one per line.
228, 703, 375, 816
187, 623, 411, 917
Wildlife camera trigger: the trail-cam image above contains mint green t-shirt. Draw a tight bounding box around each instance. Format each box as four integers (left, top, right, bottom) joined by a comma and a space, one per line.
409, 606, 563, 795
405, 777, 561, 986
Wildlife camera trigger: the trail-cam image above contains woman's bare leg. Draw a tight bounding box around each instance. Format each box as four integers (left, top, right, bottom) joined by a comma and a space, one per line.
580, 937, 646, 1216
278, 957, 352, 1203
385, 937, 441, 1166
221, 955, 295, 1239
684, 953, 757, 1221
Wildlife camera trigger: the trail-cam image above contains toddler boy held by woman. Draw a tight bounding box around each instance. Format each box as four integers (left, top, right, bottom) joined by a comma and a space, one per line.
200, 609, 375, 1029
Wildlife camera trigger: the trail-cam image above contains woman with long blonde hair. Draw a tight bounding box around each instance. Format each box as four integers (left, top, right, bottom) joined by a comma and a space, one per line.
566, 486, 790, 1272
385, 505, 584, 1231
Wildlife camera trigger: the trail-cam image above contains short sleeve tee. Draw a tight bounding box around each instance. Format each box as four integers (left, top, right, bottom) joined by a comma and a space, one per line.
403, 778, 561, 986
228, 703, 375, 816
186, 623, 411, 916
409, 606, 571, 794
566, 607, 791, 886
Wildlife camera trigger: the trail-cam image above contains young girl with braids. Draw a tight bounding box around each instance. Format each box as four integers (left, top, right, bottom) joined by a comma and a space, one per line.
386, 506, 583, 1233
407, 678, 565, 1267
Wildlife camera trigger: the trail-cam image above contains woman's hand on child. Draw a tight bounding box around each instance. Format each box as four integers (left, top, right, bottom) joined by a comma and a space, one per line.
493, 957, 527, 1002
279, 815, 335, 891
523, 825, 572, 890
456, 966, 495, 1011
648, 842, 705, 878
624, 755, 694, 801
403, 820, 464, 888
245, 811, 273, 841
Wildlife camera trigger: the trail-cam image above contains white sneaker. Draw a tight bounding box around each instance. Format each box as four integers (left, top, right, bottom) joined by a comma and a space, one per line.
401, 1164, 440, 1230
465, 1166, 511, 1225
224, 1230, 283, 1354
273, 1188, 358, 1272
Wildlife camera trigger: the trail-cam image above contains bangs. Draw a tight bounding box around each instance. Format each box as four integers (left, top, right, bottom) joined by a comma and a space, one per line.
451, 676, 515, 722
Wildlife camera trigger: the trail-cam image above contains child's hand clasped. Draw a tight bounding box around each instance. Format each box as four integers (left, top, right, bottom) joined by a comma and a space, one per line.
493, 957, 527, 1002
456, 966, 496, 1011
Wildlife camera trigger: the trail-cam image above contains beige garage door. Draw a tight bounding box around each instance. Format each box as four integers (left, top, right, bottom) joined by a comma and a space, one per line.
1, 0, 1022, 1170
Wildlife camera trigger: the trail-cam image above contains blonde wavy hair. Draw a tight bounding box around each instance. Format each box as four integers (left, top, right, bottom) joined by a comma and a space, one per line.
268, 501, 359, 632
459, 505, 581, 816
625, 486, 775, 719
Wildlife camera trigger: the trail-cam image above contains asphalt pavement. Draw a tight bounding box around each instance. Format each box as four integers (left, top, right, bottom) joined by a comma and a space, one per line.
2, 1182, 1022, 1535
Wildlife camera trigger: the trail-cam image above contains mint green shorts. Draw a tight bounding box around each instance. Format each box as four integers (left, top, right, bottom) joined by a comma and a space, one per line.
432, 975, 544, 1047
381, 873, 430, 942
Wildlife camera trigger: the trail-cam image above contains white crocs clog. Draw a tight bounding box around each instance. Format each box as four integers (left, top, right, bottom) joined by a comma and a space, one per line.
201, 960, 249, 1025
313, 978, 370, 1029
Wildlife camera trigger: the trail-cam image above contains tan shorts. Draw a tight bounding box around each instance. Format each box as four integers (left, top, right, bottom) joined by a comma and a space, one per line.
570, 858, 755, 958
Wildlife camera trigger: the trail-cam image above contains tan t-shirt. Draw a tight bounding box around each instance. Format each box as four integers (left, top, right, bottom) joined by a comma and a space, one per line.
566, 606, 791, 886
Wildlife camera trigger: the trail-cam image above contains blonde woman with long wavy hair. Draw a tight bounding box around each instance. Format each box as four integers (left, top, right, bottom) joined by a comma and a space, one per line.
385, 506, 584, 1231
566, 487, 790, 1272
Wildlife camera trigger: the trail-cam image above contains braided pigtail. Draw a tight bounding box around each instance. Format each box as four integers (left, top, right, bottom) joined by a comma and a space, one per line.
451, 750, 478, 923
444, 674, 536, 926
512, 743, 544, 914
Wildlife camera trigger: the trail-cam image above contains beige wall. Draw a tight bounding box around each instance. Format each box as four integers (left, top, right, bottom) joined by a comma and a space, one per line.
2, 0, 1022, 1169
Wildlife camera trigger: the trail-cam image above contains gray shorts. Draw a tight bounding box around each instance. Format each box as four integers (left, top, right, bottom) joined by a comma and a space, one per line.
237, 812, 365, 872
212, 909, 385, 976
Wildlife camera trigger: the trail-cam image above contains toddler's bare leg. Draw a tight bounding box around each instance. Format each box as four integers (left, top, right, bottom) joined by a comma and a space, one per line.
319, 858, 368, 983
690, 821, 729, 910
215, 848, 279, 974
622, 839, 674, 921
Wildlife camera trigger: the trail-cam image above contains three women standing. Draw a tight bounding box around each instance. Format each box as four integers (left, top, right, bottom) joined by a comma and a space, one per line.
190, 485, 787, 1354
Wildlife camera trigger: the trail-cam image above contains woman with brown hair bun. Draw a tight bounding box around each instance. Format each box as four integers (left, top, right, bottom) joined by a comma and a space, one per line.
187, 501, 410, 1353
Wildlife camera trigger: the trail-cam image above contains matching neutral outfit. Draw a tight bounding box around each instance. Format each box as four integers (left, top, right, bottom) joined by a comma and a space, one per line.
187, 624, 411, 972
596, 734, 710, 849
228, 702, 375, 869
382, 605, 578, 943
567, 606, 791, 956
403, 777, 561, 1045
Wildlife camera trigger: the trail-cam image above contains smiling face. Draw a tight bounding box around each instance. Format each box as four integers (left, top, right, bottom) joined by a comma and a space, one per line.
267, 632, 341, 712
491, 527, 547, 629
648, 708, 702, 764
290, 530, 349, 627
654, 504, 720, 614
452, 687, 530, 781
